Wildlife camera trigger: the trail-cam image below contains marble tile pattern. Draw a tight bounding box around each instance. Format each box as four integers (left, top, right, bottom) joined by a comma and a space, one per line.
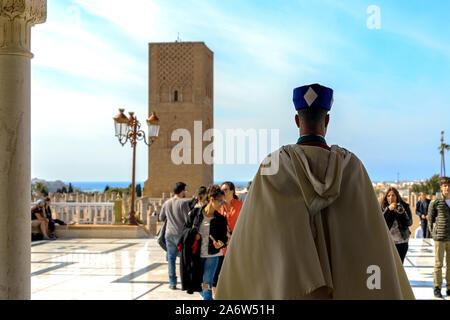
31, 238, 446, 300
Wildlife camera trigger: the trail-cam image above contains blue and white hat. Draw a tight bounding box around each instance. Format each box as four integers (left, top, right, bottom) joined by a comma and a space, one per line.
293, 83, 334, 111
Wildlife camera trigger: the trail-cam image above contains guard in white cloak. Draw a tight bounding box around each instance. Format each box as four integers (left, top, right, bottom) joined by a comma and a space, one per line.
215, 84, 415, 300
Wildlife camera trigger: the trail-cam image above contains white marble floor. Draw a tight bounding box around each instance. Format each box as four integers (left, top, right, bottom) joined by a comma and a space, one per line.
402, 238, 448, 300
30, 238, 446, 300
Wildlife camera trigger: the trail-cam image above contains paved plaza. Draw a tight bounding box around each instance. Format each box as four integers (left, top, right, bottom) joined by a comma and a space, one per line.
31, 238, 446, 300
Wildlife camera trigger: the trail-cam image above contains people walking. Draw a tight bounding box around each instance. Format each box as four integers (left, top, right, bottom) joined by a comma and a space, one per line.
180, 185, 228, 300
416, 192, 431, 238
382, 187, 413, 264
428, 176, 450, 299
212, 182, 243, 297
159, 182, 191, 290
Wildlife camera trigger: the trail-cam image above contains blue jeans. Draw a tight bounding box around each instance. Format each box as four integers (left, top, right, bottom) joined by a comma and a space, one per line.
200, 257, 219, 300
165, 234, 180, 286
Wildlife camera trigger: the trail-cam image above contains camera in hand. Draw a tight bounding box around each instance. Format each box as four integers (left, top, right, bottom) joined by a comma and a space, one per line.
396, 203, 405, 213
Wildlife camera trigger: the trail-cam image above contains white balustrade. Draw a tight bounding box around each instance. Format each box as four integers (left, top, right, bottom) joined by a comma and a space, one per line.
31, 202, 114, 225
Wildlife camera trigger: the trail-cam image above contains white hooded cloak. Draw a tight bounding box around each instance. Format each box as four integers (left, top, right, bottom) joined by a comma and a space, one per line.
215, 144, 415, 300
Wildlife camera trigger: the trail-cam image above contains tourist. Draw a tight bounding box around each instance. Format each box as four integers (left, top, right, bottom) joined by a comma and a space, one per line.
194, 186, 208, 208
179, 185, 228, 300
31, 200, 51, 240
189, 186, 208, 210
381, 187, 413, 264
215, 83, 414, 299
212, 181, 243, 297
416, 192, 431, 238
428, 176, 450, 299
44, 197, 67, 240
159, 182, 191, 290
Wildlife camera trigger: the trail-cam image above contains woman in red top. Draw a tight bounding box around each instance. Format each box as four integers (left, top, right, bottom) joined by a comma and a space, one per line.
212, 181, 243, 297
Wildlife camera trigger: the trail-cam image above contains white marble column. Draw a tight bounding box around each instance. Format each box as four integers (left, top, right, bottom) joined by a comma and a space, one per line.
0, 0, 46, 300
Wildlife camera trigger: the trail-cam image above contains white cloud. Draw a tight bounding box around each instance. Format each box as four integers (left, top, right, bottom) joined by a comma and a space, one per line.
389, 28, 450, 59
32, 2, 146, 85
72, 0, 173, 41
71, 0, 345, 75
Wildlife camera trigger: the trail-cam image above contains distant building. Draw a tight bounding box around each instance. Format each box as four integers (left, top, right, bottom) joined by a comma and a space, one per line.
144, 42, 214, 198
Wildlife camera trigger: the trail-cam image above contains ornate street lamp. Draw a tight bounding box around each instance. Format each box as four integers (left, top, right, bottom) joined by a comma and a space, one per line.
113, 109, 160, 225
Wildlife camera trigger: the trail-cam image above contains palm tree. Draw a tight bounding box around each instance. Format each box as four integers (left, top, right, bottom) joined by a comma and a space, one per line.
439, 131, 450, 177
34, 182, 49, 197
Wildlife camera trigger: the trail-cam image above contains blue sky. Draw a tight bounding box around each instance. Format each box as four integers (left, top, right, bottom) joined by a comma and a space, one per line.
31, 0, 450, 183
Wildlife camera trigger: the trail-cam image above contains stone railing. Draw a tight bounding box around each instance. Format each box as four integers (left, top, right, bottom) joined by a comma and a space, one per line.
32, 202, 114, 225
31, 194, 172, 230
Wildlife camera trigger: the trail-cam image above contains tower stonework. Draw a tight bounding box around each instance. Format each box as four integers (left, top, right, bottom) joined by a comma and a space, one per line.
144, 42, 214, 198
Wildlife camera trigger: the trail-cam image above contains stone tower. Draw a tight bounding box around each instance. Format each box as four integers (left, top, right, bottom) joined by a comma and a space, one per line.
144, 42, 214, 198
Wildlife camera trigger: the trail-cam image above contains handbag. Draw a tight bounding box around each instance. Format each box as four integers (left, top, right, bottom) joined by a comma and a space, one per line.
156, 219, 167, 251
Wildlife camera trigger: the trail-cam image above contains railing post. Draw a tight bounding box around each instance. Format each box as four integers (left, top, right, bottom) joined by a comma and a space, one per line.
72, 206, 76, 224
106, 205, 111, 225
148, 211, 157, 236
113, 195, 123, 225
90, 205, 95, 224
93, 205, 97, 224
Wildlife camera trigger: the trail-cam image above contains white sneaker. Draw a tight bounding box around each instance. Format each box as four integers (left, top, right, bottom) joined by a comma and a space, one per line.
43, 235, 51, 240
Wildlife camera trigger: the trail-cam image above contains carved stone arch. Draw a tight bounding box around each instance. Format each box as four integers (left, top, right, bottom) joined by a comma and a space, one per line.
172, 84, 181, 103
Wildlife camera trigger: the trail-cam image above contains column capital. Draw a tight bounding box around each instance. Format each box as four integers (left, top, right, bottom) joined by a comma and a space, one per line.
0, 0, 47, 57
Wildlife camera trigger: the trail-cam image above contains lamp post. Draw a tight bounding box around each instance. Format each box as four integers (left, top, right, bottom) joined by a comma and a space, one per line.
113, 109, 160, 225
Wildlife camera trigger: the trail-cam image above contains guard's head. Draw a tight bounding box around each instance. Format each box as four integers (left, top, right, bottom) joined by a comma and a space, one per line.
293, 84, 333, 134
